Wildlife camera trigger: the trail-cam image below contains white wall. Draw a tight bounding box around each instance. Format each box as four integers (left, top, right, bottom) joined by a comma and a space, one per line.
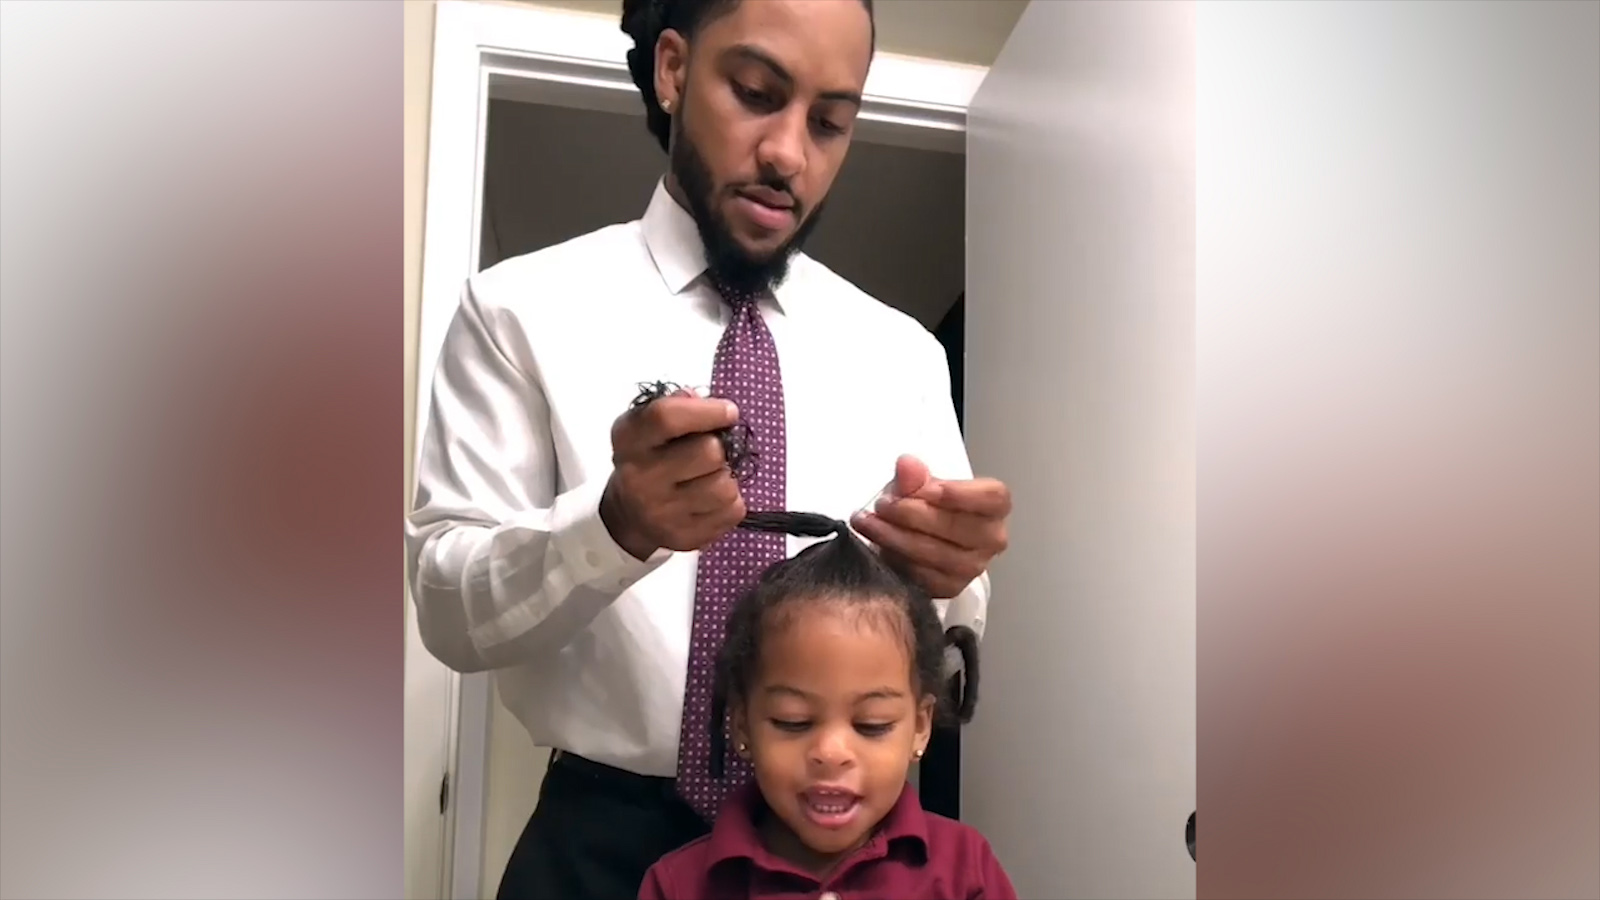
962, 1, 1197, 897
403, 4, 448, 899
966, 0, 1597, 896
482, 99, 967, 328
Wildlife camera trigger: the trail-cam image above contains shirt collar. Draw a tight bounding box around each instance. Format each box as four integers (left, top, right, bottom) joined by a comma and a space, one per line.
639, 178, 800, 313
704, 780, 931, 873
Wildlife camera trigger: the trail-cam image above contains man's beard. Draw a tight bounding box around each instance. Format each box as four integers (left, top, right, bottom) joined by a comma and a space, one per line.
670, 114, 826, 298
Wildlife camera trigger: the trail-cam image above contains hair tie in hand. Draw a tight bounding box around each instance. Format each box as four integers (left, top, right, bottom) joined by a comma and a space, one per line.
630, 380, 759, 482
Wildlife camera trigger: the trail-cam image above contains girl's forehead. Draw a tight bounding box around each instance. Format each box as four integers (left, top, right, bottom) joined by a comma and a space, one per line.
762, 599, 909, 652
756, 602, 915, 690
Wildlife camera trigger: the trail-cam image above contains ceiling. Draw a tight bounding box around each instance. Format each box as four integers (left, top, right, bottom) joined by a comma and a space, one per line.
521, 0, 1028, 66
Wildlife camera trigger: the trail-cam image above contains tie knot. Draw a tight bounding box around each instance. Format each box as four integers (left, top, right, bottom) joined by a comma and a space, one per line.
707, 274, 761, 310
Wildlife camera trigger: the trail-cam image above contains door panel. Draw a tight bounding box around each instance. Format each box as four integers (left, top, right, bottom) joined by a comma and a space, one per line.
962, 2, 1197, 897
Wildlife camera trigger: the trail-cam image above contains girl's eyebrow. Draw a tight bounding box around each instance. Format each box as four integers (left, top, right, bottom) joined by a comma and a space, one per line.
763, 684, 814, 700
854, 688, 906, 702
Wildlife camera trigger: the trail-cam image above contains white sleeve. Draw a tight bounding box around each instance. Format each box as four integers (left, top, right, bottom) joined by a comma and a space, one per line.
910, 332, 991, 643
405, 279, 670, 673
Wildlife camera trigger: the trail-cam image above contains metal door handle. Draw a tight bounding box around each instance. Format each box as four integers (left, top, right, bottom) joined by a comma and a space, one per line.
1186, 811, 1196, 861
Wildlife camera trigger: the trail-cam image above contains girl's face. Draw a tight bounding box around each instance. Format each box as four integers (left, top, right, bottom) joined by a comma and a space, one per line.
733, 598, 934, 871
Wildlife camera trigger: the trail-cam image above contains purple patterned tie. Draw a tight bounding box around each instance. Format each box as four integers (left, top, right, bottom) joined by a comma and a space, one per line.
675, 275, 787, 821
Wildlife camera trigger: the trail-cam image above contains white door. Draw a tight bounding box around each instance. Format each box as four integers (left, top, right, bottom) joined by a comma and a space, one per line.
961, 2, 1197, 898
404, 596, 453, 900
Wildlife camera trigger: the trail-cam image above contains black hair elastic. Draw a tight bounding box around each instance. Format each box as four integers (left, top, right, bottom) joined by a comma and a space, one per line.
630, 379, 759, 482
943, 624, 981, 722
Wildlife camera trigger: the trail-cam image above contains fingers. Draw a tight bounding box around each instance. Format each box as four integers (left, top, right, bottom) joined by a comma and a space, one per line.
850, 470, 1012, 599
896, 558, 969, 600
656, 432, 732, 485
924, 477, 1012, 519
688, 496, 747, 534
850, 512, 987, 588
614, 395, 740, 455
610, 466, 744, 553
678, 466, 745, 517
869, 494, 1007, 556
604, 389, 752, 554
893, 454, 932, 499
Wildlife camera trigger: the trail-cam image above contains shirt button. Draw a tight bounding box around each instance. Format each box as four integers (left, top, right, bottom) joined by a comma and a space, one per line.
585, 550, 600, 566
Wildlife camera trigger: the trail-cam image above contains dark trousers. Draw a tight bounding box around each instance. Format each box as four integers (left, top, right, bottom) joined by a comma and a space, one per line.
496, 751, 710, 900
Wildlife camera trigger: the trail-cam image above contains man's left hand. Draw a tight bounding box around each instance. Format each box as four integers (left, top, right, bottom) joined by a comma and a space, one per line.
850, 455, 1011, 599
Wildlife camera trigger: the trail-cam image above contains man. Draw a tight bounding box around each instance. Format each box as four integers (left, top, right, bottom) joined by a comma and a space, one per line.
405, 1, 1012, 897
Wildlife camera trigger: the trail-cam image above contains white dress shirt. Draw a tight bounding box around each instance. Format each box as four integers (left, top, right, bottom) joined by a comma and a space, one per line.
407, 179, 988, 778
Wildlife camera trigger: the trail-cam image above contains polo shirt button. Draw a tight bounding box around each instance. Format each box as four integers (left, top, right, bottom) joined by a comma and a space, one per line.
820, 893, 840, 900
585, 550, 600, 566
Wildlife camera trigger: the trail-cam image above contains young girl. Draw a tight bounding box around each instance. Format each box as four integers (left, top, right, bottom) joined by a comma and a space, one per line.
639, 511, 1018, 900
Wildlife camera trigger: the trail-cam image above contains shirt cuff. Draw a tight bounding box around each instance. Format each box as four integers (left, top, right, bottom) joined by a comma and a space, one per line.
548, 476, 672, 593
942, 582, 987, 638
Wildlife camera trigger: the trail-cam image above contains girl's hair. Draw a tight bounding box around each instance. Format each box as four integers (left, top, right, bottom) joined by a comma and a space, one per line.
620, 0, 878, 153
708, 510, 980, 776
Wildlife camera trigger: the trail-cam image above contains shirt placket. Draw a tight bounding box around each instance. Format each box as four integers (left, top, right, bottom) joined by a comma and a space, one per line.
809, 835, 894, 900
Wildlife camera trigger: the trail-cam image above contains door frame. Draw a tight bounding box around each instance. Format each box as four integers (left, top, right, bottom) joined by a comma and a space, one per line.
415, 3, 988, 897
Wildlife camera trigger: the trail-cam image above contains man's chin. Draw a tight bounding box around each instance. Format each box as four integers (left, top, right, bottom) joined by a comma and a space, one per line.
699, 215, 803, 293
728, 231, 792, 263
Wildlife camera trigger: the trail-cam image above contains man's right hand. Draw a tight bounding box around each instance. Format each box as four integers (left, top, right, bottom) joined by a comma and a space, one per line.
600, 390, 747, 560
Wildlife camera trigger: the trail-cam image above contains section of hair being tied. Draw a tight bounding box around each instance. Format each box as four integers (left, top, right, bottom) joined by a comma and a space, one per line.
737, 510, 849, 540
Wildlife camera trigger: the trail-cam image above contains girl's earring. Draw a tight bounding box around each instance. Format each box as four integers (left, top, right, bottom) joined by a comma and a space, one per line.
736, 741, 749, 757
913, 748, 924, 760
661, 98, 673, 113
